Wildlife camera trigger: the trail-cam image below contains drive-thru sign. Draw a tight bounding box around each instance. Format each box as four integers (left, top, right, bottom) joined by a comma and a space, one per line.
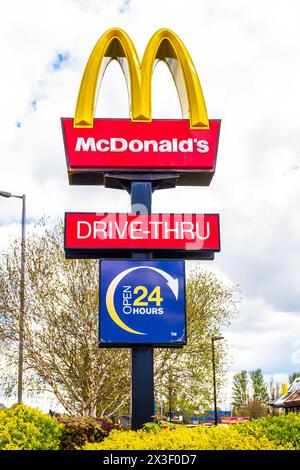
65, 213, 220, 257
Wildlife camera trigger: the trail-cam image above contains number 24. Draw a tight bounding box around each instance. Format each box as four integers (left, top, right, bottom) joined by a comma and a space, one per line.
133, 286, 163, 306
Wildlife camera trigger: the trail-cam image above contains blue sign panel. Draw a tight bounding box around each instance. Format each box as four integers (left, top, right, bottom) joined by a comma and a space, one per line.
99, 260, 186, 347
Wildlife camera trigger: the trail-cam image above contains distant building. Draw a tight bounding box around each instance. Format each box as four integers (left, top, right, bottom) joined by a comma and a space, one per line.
271, 377, 300, 413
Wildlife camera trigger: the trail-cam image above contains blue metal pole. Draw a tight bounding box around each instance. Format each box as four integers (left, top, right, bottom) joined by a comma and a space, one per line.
130, 181, 155, 430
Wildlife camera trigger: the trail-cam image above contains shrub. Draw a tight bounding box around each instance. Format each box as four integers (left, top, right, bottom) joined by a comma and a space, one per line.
57, 415, 119, 450
81, 425, 293, 450
0, 404, 62, 450
236, 413, 300, 450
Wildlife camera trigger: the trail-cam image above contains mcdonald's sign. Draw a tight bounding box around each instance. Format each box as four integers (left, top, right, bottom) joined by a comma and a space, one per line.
61, 28, 221, 186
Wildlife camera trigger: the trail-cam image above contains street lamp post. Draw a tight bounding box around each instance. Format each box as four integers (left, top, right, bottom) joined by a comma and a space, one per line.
168, 380, 173, 422
211, 335, 224, 426
0, 191, 26, 404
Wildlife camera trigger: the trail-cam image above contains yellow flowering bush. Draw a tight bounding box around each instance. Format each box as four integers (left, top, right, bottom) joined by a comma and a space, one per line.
236, 413, 300, 450
1, 405, 298, 450
0, 404, 62, 450
82, 425, 293, 450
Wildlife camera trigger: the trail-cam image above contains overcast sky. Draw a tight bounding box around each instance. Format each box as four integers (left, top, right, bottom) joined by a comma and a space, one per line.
1, 0, 300, 407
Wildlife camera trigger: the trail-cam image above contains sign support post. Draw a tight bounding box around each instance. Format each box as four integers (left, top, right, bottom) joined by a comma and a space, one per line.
130, 181, 155, 430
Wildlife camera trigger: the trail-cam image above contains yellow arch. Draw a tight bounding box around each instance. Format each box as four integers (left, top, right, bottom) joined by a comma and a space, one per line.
141, 29, 209, 129
74, 28, 209, 129
74, 28, 142, 127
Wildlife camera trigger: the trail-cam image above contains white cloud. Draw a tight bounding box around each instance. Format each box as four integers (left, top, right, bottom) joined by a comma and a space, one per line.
1, 0, 300, 407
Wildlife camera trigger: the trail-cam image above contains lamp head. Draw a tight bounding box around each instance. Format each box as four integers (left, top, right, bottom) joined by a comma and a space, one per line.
0, 191, 12, 198
212, 336, 224, 342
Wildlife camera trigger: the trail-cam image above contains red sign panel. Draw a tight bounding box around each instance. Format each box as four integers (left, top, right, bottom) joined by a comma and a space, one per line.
64, 213, 220, 252
62, 119, 220, 186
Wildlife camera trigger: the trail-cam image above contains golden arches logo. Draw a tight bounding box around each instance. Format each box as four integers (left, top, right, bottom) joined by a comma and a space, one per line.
74, 28, 209, 130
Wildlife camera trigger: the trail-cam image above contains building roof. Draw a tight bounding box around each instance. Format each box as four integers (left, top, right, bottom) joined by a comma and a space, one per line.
271, 378, 300, 408
285, 390, 300, 406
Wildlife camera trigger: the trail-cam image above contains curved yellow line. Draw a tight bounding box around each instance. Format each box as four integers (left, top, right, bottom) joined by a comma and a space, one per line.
106, 271, 146, 335
141, 29, 209, 129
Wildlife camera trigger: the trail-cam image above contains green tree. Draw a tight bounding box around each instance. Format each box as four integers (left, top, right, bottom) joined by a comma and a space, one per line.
268, 376, 280, 416
0, 221, 130, 417
0, 221, 238, 416
289, 372, 300, 385
275, 382, 281, 398
245, 399, 267, 419
250, 369, 269, 406
268, 375, 275, 401
155, 268, 238, 414
232, 371, 248, 413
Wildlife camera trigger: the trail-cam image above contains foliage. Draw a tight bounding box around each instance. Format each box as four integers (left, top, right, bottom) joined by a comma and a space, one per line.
243, 399, 267, 419
81, 425, 292, 450
236, 413, 300, 450
250, 369, 269, 405
0, 222, 238, 415
0, 221, 130, 417
142, 422, 162, 434
268, 375, 282, 413
289, 372, 300, 385
232, 369, 269, 417
155, 268, 239, 414
57, 415, 119, 450
232, 370, 248, 412
0, 404, 62, 450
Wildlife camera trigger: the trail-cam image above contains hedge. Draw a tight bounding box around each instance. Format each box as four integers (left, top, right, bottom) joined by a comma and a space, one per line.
0, 404, 62, 450
1, 404, 298, 450
236, 413, 300, 450
82, 425, 293, 450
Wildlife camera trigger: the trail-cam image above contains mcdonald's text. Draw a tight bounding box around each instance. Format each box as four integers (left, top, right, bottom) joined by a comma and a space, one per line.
64, 213, 220, 251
